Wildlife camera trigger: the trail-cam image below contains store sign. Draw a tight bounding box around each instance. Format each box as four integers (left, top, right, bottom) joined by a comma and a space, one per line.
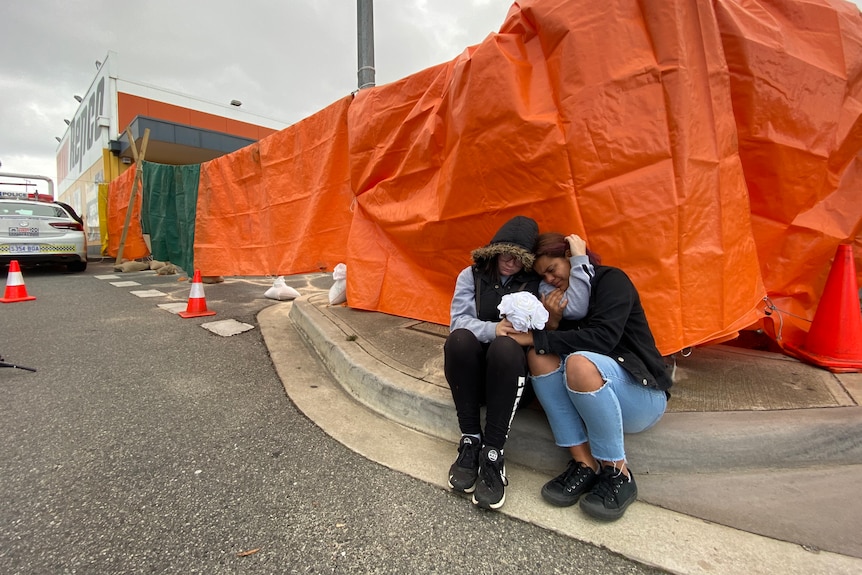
68, 76, 106, 174
58, 54, 115, 193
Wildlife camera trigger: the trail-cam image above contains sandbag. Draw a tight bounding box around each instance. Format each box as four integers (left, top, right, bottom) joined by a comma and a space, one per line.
329, 263, 347, 305
264, 276, 301, 301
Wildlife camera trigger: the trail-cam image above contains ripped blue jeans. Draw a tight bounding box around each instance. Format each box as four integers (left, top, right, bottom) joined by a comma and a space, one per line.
530, 351, 667, 463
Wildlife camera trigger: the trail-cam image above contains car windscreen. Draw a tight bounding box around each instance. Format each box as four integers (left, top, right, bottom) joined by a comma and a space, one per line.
0, 201, 68, 218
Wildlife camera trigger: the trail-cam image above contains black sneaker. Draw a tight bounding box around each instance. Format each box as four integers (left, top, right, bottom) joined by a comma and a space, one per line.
448, 435, 482, 493
472, 446, 507, 510
579, 466, 638, 521
541, 459, 599, 507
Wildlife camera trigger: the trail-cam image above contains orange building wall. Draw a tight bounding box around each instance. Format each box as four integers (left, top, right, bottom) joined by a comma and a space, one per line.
117, 93, 278, 140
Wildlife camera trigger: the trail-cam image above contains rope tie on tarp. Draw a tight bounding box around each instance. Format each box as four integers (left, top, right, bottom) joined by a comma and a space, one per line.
762, 296, 812, 342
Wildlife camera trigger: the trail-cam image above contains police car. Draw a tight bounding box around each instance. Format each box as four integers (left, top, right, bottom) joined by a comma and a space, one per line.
0, 191, 88, 272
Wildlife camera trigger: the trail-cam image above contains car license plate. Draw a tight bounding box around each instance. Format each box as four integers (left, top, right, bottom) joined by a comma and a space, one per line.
9, 244, 42, 254
9, 227, 39, 237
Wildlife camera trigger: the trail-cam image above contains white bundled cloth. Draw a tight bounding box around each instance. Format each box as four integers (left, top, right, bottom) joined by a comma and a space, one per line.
328, 263, 348, 305
497, 292, 549, 332
264, 276, 301, 301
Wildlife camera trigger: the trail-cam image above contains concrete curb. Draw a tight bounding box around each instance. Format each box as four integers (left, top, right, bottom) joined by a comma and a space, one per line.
262, 301, 862, 575
289, 296, 862, 474
288, 295, 461, 437
289, 295, 574, 473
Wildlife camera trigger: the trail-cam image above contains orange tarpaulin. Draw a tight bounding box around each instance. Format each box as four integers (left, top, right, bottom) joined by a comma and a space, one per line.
106, 165, 149, 261
107, 0, 862, 359
346, 0, 766, 354
343, 0, 862, 355
194, 96, 354, 276
715, 0, 862, 350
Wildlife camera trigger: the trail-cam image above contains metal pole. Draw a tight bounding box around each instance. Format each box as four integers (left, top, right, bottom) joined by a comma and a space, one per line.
357, 0, 376, 89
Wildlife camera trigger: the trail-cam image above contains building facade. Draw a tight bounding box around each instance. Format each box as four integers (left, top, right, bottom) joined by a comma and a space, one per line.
55, 51, 286, 255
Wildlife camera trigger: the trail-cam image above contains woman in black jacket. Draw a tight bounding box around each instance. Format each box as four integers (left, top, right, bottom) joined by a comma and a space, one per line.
509, 232, 672, 521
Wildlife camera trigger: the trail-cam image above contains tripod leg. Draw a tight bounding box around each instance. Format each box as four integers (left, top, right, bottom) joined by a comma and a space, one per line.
0, 358, 37, 372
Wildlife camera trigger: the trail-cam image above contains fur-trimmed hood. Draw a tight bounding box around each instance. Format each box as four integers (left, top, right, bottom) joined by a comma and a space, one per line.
470, 216, 538, 270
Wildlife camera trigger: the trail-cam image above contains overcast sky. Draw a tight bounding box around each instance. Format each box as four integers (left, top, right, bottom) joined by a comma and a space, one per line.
2, 0, 861, 195
0, 0, 513, 194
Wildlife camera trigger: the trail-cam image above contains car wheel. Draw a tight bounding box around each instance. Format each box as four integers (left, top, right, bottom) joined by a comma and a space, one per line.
67, 261, 88, 273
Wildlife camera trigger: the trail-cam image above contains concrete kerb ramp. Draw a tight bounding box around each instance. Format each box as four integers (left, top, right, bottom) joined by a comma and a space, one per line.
288, 293, 461, 440
262, 296, 862, 575
287, 294, 862, 476
288, 293, 572, 474
286, 294, 862, 559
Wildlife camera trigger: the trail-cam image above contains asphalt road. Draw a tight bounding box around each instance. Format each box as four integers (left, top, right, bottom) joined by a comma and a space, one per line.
0, 260, 666, 575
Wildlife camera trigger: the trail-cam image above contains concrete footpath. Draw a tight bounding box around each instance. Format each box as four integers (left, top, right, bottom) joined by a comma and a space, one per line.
260, 291, 862, 575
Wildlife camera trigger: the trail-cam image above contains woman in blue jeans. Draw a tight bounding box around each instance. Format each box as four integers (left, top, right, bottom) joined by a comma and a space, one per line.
509, 232, 672, 521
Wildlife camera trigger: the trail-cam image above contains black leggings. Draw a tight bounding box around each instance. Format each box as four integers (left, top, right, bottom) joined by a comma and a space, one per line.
443, 328, 530, 450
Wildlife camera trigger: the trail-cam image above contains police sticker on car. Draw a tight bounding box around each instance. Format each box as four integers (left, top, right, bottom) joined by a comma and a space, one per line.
9, 227, 39, 237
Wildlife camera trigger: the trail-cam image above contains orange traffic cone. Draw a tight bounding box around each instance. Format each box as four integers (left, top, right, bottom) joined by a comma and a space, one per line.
1, 260, 36, 303
786, 244, 862, 372
178, 269, 217, 318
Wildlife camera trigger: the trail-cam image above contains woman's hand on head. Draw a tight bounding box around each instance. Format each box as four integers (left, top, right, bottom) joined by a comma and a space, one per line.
566, 234, 586, 257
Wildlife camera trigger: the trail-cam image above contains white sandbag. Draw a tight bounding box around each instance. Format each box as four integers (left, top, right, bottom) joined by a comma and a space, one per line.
328, 263, 347, 305
264, 276, 301, 301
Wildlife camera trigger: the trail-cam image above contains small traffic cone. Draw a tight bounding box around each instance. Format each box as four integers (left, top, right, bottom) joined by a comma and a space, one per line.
786, 244, 862, 372
178, 269, 216, 318
1, 260, 36, 303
